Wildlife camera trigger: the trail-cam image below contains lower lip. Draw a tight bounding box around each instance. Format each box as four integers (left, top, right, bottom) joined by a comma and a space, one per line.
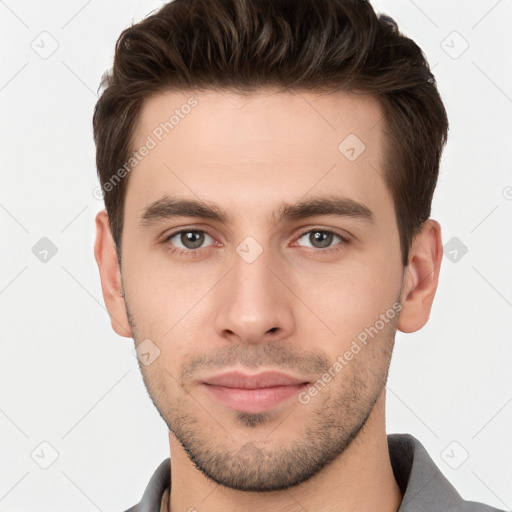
202, 383, 308, 414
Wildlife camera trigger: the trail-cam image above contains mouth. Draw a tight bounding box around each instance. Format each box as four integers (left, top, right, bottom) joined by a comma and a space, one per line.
201, 371, 310, 414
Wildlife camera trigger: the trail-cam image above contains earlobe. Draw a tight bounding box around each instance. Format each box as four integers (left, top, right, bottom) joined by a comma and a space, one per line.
94, 210, 132, 338
397, 219, 443, 333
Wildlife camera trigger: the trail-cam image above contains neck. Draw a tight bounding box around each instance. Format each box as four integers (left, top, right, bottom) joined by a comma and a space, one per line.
167, 393, 402, 512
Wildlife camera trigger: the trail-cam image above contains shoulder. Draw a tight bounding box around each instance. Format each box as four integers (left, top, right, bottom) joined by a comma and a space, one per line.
121, 458, 171, 512
388, 433, 505, 512
463, 501, 506, 512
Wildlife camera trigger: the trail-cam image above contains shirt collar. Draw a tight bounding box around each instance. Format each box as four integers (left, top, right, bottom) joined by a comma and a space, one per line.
388, 433, 465, 511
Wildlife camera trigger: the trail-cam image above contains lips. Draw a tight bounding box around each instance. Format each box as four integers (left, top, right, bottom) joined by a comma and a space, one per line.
201, 371, 310, 414
203, 371, 307, 389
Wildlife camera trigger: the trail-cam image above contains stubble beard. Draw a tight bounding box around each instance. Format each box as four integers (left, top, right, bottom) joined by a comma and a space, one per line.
125, 299, 397, 492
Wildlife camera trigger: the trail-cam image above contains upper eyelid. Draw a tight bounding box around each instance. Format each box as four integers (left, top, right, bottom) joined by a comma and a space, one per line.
296, 228, 348, 240
164, 226, 213, 240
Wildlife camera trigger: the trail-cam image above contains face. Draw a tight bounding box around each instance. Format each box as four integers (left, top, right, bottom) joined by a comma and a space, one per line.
119, 89, 405, 490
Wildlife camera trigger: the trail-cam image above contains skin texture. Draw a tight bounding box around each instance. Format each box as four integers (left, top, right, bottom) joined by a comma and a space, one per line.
95, 89, 443, 512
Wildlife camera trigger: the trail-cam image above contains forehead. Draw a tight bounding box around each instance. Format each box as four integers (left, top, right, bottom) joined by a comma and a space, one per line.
134, 87, 384, 154
126, 88, 391, 224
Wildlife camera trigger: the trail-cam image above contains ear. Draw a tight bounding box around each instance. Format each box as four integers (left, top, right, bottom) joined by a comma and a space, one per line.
397, 219, 443, 333
94, 210, 132, 338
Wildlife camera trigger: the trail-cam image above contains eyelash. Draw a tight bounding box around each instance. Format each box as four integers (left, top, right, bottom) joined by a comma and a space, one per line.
163, 227, 350, 257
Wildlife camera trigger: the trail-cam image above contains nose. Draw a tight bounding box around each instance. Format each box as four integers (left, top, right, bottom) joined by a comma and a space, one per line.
214, 244, 296, 345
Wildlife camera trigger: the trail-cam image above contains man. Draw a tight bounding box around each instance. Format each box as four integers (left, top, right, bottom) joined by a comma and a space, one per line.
92, 0, 503, 511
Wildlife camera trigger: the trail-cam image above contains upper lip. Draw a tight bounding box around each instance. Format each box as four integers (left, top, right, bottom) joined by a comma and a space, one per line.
202, 371, 309, 389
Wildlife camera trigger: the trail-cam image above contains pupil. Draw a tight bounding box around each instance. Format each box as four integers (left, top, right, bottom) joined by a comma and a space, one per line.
182, 231, 203, 249
311, 231, 332, 248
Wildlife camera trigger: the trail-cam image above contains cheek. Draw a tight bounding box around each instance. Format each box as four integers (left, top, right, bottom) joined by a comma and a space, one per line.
293, 255, 402, 352
122, 254, 220, 342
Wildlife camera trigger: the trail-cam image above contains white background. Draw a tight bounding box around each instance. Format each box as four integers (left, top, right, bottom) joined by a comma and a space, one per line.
0, 0, 511, 510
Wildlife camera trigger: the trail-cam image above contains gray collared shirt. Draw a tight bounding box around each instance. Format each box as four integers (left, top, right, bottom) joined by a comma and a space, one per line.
123, 433, 504, 511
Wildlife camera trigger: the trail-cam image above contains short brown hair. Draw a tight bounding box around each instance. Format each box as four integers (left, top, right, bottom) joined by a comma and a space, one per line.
93, 0, 448, 266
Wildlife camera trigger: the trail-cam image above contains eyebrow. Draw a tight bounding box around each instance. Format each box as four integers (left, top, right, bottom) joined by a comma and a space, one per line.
139, 195, 374, 227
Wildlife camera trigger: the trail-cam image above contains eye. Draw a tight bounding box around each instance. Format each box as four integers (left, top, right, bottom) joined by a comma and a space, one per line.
166, 230, 215, 251
295, 229, 346, 250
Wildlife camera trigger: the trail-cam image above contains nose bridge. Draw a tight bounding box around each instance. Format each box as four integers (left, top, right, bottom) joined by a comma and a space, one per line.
233, 245, 274, 303
214, 239, 295, 342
